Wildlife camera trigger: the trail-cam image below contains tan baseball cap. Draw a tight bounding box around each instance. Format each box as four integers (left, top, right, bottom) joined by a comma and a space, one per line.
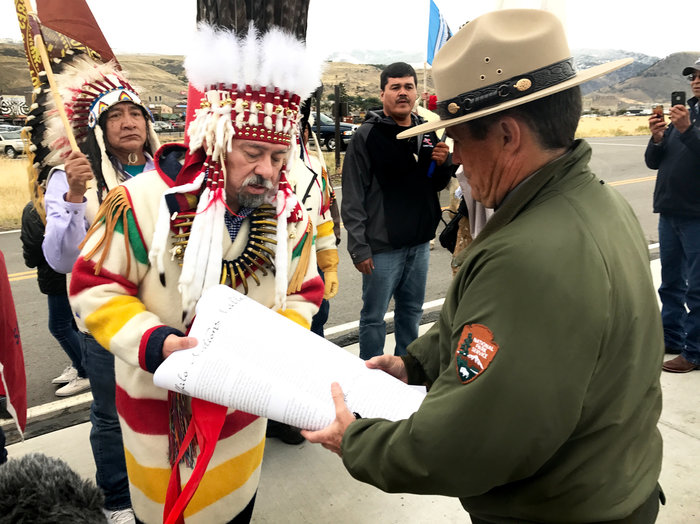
398, 9, 632, 139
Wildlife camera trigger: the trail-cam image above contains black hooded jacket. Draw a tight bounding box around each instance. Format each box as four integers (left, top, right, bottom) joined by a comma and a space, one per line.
341, 110, 453, 263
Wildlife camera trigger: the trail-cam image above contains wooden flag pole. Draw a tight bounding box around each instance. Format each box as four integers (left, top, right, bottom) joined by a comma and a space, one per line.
22, 0, 79, 152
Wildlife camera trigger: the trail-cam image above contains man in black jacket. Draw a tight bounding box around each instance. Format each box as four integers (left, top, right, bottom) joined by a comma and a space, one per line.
645, 57, 700, 373
341, 62, 452, 360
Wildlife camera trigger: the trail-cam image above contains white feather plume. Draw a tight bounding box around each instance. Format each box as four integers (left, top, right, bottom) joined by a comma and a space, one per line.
240, 23, 260, 87
185, 24, 324, 102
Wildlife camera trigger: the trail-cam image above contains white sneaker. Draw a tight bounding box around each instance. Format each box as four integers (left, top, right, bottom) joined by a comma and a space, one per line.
103, 508, 136, 524
51, 365, 78, 385
55, 376, 91, 397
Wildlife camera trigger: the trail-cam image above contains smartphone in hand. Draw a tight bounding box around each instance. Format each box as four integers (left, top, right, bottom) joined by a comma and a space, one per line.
652, 105, 664, 119
671, 91, 686, 107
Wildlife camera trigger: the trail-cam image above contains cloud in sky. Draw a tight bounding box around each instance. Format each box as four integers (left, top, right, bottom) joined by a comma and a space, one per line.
0, 0, 697, 59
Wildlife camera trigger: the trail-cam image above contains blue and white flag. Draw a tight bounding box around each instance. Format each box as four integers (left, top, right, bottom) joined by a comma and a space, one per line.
427, 0, 452, 65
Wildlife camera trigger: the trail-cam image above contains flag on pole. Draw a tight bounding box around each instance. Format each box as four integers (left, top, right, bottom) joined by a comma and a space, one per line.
13, 0, 118, 222
427, 0, 452, 66
36, 0, 118, 65
13, 0, 114, 88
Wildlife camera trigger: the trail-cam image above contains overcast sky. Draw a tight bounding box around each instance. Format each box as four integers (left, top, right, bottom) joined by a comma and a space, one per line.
0, 0, 697, 59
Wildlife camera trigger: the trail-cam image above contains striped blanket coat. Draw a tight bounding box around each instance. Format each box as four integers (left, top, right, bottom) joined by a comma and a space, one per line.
69, 146, 323, 523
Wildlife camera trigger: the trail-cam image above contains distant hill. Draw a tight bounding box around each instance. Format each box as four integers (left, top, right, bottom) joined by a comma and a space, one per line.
1, 41, 698, 116
585, 51, 700, 110
0, 42, 188, 110
574, 49, 660, 95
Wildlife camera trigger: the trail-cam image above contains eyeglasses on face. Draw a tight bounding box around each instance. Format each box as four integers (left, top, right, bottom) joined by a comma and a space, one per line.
687, 72, 700, 81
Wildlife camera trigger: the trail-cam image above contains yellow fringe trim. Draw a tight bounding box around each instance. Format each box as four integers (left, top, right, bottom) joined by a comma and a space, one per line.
80, 186, 133, 276
287, 220, 313, 295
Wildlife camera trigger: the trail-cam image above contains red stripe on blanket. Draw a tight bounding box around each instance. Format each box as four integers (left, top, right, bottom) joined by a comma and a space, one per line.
70, 257, 139, 297
220, 411, 260, 440
296, 275, 324, 307
116, 384, 170, 435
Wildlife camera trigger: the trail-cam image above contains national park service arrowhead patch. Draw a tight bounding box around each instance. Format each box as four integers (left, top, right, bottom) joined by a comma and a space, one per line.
455, 324, 499, 384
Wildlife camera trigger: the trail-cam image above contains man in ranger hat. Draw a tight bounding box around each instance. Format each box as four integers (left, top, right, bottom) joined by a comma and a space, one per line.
69, 25, 324, 524
303, 9, 664, 523
645, 57, 700, 374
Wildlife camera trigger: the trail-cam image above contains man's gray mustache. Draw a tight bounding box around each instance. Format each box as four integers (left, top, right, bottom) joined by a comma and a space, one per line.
241, 175, 274, 190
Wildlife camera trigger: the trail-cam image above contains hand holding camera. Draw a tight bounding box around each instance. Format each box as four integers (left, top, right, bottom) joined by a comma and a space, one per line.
669, 91, 691, 133
649, 105, 667, 143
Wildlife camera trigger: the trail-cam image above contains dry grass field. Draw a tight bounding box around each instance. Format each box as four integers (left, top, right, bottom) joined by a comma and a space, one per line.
0, 116, 653, 229
0, 157, 30, 229
575, 115, 651, 138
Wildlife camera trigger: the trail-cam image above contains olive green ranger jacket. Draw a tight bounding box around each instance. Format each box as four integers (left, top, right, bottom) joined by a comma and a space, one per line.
341, 140, 663, 523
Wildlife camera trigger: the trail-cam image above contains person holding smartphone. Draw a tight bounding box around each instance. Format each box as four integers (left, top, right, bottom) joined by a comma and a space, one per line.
644, 57, 700, 373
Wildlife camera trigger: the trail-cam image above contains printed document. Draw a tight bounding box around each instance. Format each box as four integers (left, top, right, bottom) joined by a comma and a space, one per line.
153, 285, 426, 430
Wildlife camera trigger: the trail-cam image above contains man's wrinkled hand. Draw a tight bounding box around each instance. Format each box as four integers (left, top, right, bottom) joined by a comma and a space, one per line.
648, 114, 667, 144
162, 334, 198, 360
366, 354, 408, 383
669, 105, 691, 134
301, 382, 355, 456
64, 151, 95, 202
354, 258, 374, 275
432, 142, 449, 166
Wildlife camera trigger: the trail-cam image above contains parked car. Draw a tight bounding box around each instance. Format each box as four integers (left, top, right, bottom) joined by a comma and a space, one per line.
153, 121, 173, 132
0, 131, 24, 158
0, 124, 21, 133
311, 113, 356, 151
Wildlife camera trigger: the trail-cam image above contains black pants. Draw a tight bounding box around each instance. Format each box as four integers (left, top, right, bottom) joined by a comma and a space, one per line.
470, 485, 662, 524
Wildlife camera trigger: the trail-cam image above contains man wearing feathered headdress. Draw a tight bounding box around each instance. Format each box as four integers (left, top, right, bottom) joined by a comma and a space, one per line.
69, 25, 324, 523
25, 50, 161, 522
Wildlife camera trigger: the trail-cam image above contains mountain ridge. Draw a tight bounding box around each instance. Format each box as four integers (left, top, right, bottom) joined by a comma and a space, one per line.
1, 42, 699, 115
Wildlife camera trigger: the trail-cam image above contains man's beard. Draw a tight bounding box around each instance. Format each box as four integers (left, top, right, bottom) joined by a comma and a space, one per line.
238, 174, 275, 209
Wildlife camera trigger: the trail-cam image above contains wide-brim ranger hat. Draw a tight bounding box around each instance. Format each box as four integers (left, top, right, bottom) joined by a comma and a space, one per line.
399, 9, 633, 139
682, 58, 700, 76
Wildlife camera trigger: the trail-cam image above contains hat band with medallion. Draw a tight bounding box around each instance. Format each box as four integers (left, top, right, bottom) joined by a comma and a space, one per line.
437, 57, 576, 120
399, 9, 633, 139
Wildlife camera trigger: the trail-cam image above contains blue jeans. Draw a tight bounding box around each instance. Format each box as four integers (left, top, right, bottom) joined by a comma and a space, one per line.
81, 334, 131, 510
311, 267, 329, 338
359, 242, 430, 360
658, 214, 700, 365
47, 294, 86, 377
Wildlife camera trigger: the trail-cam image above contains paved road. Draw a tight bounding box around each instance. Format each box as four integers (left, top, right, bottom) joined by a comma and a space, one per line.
1, 136, 658, 409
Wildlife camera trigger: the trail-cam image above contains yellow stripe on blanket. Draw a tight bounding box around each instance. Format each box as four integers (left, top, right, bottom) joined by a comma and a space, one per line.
185, 440, 265, 517
277, 308, 310, 330
86, 295, 147, 348
124, 447, 171, 504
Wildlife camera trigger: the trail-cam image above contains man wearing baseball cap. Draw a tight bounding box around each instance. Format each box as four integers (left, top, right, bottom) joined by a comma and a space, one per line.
304, 9, 664, 523
645, 56, 700, 374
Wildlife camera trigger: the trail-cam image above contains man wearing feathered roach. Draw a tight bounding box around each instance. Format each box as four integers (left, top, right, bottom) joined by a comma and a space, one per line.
69, 25, 324, 524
